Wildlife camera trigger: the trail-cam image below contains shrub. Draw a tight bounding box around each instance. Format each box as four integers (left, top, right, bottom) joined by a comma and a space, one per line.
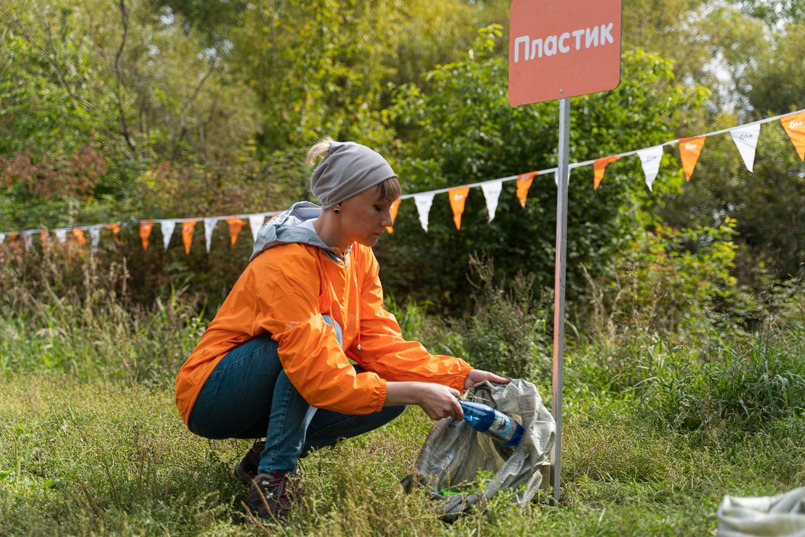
578, 219, 766, 353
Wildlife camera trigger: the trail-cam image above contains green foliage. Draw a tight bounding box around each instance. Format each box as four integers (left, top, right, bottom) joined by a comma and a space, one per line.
742, 18, 805, 114
387, 254, 552, 382
574, 229, 804, 432
658, 116, 805, 283
585, 219, 747, 339
2, 0, 801, 315
727, 0, 805, 34
226, 0, 507, 149
0, 245, 205, 385
0, 1, 130, 230
149, 0, 249, 45
0, 0, 266, 233
619, 0, 805, 282
380, 31, 706, 311
620, 0, 804, 269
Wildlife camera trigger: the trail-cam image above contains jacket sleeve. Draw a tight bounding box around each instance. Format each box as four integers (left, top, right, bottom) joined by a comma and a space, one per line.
253, 246, 387, 415
347, 248, 473, 391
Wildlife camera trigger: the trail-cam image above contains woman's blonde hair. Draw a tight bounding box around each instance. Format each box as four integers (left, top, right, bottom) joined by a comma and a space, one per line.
306, 138, 402, 202
377, 176, 402, 202
306, 137, 334, 166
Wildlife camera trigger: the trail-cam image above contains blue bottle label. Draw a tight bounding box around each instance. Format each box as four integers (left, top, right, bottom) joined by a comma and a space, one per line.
489, 412, 513, 441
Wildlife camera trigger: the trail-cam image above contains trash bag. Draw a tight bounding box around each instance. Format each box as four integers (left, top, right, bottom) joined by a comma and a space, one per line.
717, 487, 805, 537
402, 379, 555, 521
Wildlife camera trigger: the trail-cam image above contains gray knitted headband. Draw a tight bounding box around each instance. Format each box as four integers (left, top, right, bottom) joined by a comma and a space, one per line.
310, 141, 397, 209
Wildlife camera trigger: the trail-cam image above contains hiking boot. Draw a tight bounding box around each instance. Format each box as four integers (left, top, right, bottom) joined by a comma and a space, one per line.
234, 441, 264, 486
246, 471, 300, 523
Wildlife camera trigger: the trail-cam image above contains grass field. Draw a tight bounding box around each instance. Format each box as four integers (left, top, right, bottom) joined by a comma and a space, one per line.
0, 258, 802, 535
1, 321, 802, 535
1, 372, 802, 536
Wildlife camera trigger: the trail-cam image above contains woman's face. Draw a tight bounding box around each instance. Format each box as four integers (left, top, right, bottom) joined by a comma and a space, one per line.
336, 187, 396, 247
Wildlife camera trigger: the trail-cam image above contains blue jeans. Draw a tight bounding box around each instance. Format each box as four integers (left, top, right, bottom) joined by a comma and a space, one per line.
188, 316, 406, 474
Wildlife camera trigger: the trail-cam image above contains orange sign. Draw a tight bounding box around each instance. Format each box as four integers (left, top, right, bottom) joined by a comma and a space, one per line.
509, 0, 622, 105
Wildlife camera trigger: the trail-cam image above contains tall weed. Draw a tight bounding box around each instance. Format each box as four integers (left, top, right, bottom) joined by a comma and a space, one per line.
635, 327, 805, 432
448, 255, 552, 381
574, 220, 804, 434
0, 244, 204, 385
386, 255, 553, 382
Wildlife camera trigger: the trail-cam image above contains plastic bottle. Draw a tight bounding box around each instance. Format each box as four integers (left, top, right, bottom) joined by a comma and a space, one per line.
458, 400, 525, 447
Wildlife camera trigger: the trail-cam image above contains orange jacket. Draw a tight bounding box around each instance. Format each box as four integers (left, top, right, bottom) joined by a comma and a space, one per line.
175, 209, 472, 425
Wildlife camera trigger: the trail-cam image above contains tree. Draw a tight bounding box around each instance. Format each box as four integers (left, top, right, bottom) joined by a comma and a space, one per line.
0, 0, 266, 230
377, 27, 706, 312
620, 0, 805, 281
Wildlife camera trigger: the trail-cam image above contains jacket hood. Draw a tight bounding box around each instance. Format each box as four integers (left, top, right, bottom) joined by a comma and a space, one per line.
250, 201, 346, 262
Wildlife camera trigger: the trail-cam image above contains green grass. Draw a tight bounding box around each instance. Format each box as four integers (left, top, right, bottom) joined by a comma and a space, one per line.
1, 360, 802, 535
1, 257, 803, 535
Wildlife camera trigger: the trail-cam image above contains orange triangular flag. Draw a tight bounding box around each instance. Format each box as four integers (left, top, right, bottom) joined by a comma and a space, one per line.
40, 230, 48, 245
593, 156, 620, 190
182, 220, 196, 254
72, 228, 86, 245
516, 171, 538, 208
106, 223, 120, 235
448, 187, 470, 230
679, 136, 706, 181
105, 223, 123, 245
226, 218, 244, 246
781, 111, 805, 161
139, 221, 154, 251
385, 199, 401, 234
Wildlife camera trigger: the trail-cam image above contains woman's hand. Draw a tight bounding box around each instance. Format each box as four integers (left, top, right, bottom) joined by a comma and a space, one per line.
416, 383, 464, 420
385, 381, 463, 420
463, 369, 511, 391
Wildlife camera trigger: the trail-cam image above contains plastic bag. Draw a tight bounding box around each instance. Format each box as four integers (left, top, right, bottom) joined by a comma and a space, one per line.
717, 487, 805, 537
402, 379, 555, 521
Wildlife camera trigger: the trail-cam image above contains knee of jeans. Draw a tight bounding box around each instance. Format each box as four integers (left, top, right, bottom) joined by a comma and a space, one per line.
187, 413, 223, 440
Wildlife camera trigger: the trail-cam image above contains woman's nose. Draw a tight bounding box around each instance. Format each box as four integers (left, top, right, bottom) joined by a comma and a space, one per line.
380, 208, 393, 227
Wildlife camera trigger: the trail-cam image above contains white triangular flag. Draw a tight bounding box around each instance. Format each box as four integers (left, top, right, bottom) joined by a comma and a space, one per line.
203, 217, 218, 254
414, 192, 435, 232
249, 215, 265, 241
23, 232, 33, 251
730, 123, 761, 173
481, 179, 503, 222
550, 168, 573, 188
55, 229, 68, 243
0, 233, 4, 244
89, 226, 102, 253
638, 146, 664, 191
161, 220, 176, 251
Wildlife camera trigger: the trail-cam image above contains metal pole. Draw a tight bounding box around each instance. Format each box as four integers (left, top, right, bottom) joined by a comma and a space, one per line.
550, 97, 571, 504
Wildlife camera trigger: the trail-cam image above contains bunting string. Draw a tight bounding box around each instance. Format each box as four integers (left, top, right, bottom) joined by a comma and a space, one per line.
1, 109, 802, 251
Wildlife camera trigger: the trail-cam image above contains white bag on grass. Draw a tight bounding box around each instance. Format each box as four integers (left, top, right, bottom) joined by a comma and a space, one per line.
403, 379, 555, 521
717, 487, 805, 537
